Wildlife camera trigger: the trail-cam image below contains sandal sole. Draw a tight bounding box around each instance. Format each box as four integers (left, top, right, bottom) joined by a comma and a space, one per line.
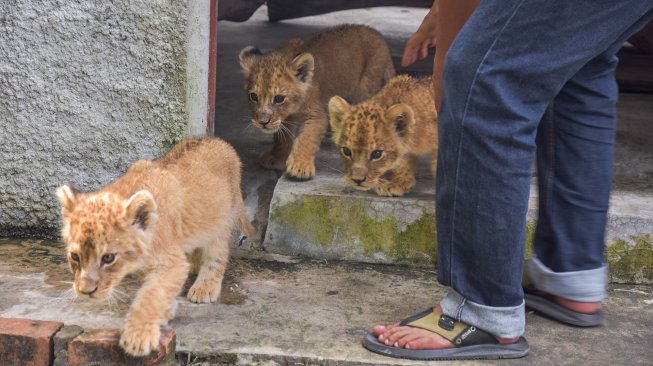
362, 333, 530, 361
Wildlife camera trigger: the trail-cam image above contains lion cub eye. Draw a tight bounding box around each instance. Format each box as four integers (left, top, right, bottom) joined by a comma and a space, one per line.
370, 150, 383, 160
273, 95, 286, 104
248, 92, 259, 103
70, 252, 80, 262
101, 254, 116, 265
341, 147, 352, 157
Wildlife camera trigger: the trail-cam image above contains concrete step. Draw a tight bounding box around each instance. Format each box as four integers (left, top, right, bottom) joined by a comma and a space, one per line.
264, 172, 437, 267
264, 172, 653, 284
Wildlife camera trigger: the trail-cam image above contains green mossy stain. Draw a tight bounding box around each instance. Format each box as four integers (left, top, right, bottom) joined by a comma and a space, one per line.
525, 221, 536, 258
272, 198, 652, 284
606, 234, 653, 284
270, 195, 436, 265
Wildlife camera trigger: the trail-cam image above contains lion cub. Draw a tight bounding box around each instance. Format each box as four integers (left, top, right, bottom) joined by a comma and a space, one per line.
328, 75, 438, 197
239, 24, 395, 180
56, 138, 256, 356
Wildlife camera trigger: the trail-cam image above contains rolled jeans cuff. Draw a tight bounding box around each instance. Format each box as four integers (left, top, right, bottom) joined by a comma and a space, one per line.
440, 289, 525, 339
526, 256, 607, 302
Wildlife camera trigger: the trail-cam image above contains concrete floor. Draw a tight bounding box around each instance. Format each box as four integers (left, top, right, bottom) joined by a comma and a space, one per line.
1, 5, 652, 366
0, 238, 652, 365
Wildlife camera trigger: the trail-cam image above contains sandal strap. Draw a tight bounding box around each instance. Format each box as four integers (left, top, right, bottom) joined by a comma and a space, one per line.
401, 309, 499, 347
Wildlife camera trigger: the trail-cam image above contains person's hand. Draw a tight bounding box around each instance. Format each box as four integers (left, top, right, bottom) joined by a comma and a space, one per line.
402, 5, 438, 67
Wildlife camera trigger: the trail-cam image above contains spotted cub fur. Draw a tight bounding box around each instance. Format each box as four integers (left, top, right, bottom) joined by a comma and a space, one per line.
328, 75, 438, 196
56, 138, 256, 356
239, 24, 395, 180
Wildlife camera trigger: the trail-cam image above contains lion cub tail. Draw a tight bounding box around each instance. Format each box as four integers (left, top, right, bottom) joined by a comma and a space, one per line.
236, 198, 257, 238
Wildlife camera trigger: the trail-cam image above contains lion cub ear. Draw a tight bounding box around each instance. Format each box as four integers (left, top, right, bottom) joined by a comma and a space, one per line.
122, 190, 159, 232
56, 185, 78, 218
291, 53, 314, 85
328, 96, 350, 135
239, 46, 262, 75
385, 104, 416, 140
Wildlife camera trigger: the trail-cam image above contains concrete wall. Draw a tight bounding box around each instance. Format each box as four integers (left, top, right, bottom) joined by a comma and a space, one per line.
0, 0, 209, 237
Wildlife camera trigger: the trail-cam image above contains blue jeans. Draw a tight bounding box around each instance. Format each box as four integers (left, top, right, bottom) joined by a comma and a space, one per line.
436, 0, 653, 338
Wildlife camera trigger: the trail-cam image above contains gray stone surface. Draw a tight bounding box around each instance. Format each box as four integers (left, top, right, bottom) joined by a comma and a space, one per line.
265, 173, 437, 266
0, 0, 208, 237
265, 170, 653, 283
0, 239, 651, 365
53, 324, 83, 366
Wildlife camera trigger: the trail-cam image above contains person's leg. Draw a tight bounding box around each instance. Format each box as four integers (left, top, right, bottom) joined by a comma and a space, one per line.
438, 0, 653, 337
373, 0, 653, 353
525, 20, 652, 318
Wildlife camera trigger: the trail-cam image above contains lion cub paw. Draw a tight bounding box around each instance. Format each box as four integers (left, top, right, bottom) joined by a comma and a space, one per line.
259, 151, 287, 171
187, 281, 221, 303
120, 321, 160, 357
285, 154, 315, 180
374, 178, 413, 197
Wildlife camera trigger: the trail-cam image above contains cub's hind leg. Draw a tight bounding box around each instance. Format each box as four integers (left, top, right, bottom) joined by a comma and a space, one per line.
355, 50, 396, 102
187, 228, 231, 303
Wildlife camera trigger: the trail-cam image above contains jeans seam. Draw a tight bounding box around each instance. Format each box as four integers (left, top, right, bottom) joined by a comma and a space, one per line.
448, 0, 527, 283
455, 298, 466, 321
544, 106, 555, 212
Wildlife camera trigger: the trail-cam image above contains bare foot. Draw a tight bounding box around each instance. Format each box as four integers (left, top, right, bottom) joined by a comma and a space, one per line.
555, 297, 601, 314
372, 307, 518, 350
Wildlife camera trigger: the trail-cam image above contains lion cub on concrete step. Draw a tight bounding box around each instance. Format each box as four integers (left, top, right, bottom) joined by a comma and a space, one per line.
328, 75, 438, 197
239, 24, 395, 180
56, 138, 256, 356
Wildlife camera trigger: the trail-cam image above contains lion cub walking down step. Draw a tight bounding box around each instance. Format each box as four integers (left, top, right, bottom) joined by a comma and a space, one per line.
329, 75, 438, 197
56, 138, 256, 356
239, 24, 395, 180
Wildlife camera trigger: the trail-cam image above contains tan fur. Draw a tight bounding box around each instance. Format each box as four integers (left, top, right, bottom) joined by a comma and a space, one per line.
328, 75, 438, 197
239, 24, 395, 180
56, 138, 256, 356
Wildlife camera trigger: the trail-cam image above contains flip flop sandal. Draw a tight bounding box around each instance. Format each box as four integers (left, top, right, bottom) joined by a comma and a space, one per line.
362, 308, 530, 360
523, 276, 603, 327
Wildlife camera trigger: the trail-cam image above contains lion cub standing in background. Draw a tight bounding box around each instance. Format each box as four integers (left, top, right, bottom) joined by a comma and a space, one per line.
57, 138, 256, 356
328, 75, 438, 197
239, 24, 395, 180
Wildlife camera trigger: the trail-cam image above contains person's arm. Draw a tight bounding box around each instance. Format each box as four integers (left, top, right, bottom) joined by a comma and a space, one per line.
401, 2, 439, 67
402, 1, 480, 110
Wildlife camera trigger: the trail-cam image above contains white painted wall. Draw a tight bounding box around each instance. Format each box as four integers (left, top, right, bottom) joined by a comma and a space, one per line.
0, 0, 209, 237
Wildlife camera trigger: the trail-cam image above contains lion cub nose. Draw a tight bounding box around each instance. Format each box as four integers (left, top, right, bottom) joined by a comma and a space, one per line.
79, 279, 98, 295
353, 177, 366, 185
79, 286, 98, 296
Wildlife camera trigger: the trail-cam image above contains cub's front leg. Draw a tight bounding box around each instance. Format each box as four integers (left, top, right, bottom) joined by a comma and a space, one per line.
374, 155, 418, 197
259, 122, 297, 171
285, 109, 327, 180
120, 259, 189, 356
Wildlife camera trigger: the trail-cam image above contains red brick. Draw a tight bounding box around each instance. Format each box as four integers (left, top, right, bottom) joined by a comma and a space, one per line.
0, 317, 64, 366
67, 328, 175, 366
